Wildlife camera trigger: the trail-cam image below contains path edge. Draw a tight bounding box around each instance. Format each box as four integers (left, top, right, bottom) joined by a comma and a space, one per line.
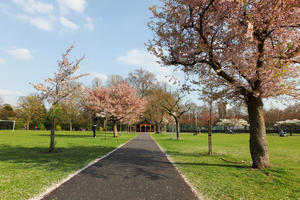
150, 134, 204, 200
29, 134, 138, 200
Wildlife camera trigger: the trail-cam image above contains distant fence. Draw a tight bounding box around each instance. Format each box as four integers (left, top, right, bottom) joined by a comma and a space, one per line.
164, 124, 300, 134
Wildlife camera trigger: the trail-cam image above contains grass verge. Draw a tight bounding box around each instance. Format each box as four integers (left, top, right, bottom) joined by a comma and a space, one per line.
0, 130, 136, 200
152, 133, 300, 200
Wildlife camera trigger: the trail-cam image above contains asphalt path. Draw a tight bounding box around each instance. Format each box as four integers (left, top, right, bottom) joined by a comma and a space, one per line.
42, 133, 199, 200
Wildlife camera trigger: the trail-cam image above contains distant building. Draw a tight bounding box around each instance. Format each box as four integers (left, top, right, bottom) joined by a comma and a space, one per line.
136, 120, 155, 132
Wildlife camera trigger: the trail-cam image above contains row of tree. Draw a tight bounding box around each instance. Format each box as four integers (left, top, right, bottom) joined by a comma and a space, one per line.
1, 90, 300, 132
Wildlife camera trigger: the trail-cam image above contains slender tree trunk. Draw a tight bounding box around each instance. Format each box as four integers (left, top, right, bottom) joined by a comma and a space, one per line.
155, 123, 161, 134
27, 122, 30, 130
246, 96, 270, 169
104, 116, 107, 131
175, 118, 180, 140
69, 122, 72, 131
49, 106, 55, 152
208, 99, 213, 155
113, 120, 118, 137
104, 116, 107, 140
208, 120, 212, 155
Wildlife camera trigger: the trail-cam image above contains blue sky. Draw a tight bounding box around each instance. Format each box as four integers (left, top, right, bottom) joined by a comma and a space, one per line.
0, 0, 179, 105
0, 0, 287, 110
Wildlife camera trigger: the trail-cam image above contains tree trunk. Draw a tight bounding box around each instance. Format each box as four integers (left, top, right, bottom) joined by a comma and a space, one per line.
49, 106, 55, 152
175, 118, 180, 140
27, 122, 30, 130
246, 96, 270, 169
104, 116, 107, 131
155, 123, 160, 134
208, 120, 213, 155
208, 99, 213, 155
113, 120, 118, 137
69, 122, 72, 131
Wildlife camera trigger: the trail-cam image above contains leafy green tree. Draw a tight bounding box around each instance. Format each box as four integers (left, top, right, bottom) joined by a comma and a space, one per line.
16, 95, 46, 130
61, 83, 84, 131
0, 104, 16, 120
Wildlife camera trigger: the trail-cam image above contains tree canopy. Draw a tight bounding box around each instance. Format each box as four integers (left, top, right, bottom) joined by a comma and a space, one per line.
147, 0, 300, 169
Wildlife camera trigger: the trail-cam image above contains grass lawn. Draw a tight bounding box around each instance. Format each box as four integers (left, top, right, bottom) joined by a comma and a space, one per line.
152, 133, 300, 200
0, 130, 136, 200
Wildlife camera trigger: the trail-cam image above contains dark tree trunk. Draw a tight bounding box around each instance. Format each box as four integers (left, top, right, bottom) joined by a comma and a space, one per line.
175, 118, 180, 140
155, 123, 161, 134
113, 120, 118, 137
104, 116, 107, 132
208, 99, 213, 155
49, 106, 55, 152
246, 96, 270, 169
208, 120, 212, 155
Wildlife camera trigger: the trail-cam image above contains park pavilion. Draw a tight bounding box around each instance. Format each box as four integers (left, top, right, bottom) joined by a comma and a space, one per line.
136, 120, 155, 133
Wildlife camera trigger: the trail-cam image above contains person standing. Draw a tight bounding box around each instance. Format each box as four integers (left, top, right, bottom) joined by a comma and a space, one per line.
92, 123, 98, 138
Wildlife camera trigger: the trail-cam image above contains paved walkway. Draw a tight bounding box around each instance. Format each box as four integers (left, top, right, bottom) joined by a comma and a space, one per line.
42, 133, 199, 200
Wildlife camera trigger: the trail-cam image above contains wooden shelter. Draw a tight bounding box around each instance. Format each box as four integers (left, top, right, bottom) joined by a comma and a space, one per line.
136, 120, 155, 133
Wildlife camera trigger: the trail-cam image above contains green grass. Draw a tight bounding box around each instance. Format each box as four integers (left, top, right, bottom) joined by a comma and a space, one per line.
152, 133, 300, 200
0, 130, 136, 200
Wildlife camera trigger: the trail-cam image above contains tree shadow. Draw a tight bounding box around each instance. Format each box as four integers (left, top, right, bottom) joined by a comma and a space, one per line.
34, 133, 116, 139
174, 161, 251, 169
0, 139, 250, 183
165, 150, 251, 169
81, 147, 171, 181
165, 150, 223, 158
0, 142, 171, 181
0, 144, 116, 171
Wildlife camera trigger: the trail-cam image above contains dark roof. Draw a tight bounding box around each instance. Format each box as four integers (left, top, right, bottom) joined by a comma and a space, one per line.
136, 119, 153, 125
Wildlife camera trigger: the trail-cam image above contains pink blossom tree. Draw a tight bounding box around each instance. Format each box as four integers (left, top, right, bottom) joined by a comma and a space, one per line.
32, 45, 87, 152
86, 82, 145, 137
148, 0, 300, 169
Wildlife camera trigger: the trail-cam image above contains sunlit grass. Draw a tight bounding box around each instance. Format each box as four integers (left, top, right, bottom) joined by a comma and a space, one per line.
0, 130, 136, 200
153, 133, 300, 200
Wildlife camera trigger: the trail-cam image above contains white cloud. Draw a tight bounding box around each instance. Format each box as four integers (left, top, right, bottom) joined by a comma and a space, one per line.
10, 0, 53, 14
59, 16, 79, 30
8, 48, 32, 60
29, 16, 54, 31
0, 88, 17, 95
8, 0, 94, 32
116, 49, 171, 73
57, 0, 86, 14
16, 14, 55, 31
0, 58, 6, 64
116, 49, 183, 84
89, 72, 108, 83
0, 89, 23, 105
84, 16, 94, 31
8, 0, 93, 32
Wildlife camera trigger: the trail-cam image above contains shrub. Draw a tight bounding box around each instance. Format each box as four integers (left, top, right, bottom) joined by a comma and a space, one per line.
56, 125, 62, 131
39, 123, 46, 130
